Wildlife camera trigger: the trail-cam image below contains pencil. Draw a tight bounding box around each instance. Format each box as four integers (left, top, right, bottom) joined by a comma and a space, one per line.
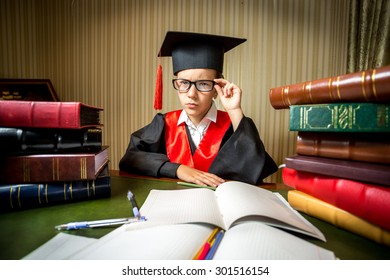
192, 227, 219, 260
205, 230, 224, 260
177, 181, 216, 190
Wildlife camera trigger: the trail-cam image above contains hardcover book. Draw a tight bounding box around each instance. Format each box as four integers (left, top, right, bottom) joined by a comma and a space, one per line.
284, 154, 390, 187
288, 190, 390, 247
139, 181, 326, 241
296, 131, 390, 164
0, 127, 102, 155
269, 65, 390, 109
33, 181, 335, 260
0, 78, 60, 101
0, 166, 110, 212
282, 167, 390, 231
0, 146, 109, 184
289, 102, 390, 132
0, 100, 103, 129
24, 221, 336, 260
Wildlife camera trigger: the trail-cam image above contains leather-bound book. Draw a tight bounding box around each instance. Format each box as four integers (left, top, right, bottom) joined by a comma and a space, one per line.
288, 190, 390, 247
282, 167, 390, 232
0, 147, 109, 184
284, 155, 390, 187
296, 132, 390, 164
289, 103, 390, 132
0, 127, 102, 155
269, 65, 390, 109
0, 166, 110, 212
0, 100, 102, 129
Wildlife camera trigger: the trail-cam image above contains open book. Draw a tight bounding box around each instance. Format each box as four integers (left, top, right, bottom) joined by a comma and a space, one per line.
23, 181, 335, 260
139, 180, 325, 241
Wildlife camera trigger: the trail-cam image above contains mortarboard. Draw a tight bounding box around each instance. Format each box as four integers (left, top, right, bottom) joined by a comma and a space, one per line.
154, 31, 246, 110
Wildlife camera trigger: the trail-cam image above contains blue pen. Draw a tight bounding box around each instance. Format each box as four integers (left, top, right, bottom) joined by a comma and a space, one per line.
54, 216, 146, 230
205, 230, 224, 260
127, 190, 141, 219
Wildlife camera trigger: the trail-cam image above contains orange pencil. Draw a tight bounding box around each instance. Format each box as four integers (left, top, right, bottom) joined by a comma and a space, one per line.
192, 227, 219, 260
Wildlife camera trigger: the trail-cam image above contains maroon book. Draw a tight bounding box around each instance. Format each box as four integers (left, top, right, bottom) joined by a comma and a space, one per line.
284, 155, 390, 187
0, 147, 109, 184
0, 100, 102, 129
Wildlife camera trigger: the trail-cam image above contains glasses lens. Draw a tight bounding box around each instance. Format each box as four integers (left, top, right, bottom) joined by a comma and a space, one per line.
195, 80, 214, 92
173, 79, 190, 92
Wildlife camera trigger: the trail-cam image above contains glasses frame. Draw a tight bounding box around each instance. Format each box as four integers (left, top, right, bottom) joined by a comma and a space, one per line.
172, 79, 216, 93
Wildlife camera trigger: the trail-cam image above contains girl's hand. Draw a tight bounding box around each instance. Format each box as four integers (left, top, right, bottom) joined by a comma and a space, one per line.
214, 78, 244, 131
176, 165, 225, 188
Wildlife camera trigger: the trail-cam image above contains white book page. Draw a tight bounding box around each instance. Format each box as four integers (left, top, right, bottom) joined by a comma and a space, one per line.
214, 222, 335, 260
215, 181, 325, 240
22, 233, 97, 260
139, 188, 226, 229
69, 223, 214, 260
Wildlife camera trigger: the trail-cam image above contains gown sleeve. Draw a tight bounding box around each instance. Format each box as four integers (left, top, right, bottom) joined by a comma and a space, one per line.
119, 113, 180, 178
209, 116, 278, 185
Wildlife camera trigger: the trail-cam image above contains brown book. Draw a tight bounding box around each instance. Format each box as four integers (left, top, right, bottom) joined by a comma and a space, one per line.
296, 132, 390, 164
269, 65, 390, 109
0, 147, 109, 184
284, 155, 390, 187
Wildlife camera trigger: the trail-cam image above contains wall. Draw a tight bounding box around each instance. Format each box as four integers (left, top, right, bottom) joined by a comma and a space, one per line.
0, 0, 349, 183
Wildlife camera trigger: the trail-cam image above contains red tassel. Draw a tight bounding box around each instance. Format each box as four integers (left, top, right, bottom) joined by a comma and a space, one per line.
154, 64, 163, 110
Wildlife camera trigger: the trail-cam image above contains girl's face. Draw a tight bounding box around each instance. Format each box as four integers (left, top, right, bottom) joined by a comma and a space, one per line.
176, 68, 218, 126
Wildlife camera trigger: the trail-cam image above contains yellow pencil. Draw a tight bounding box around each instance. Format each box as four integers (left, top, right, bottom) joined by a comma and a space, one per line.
192, 227, 219, 260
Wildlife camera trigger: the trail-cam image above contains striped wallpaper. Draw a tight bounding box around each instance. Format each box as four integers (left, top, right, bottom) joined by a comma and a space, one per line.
0, 0, 349, 183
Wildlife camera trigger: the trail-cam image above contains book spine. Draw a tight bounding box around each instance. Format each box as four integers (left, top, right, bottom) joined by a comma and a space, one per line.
284, 155, 390, 187
0, 127, 102, 155
288, 190, 390, 247
0, 151, 108, 183
289, 103, 390, 132
0, 176, 111, 212
282, 167, 390, 232
269, 65, 390, 109
296, 132, 390, 164
0, 101, 102, 129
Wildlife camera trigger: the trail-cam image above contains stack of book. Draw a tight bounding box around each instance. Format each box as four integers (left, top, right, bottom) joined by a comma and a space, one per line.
269, 65, 390, 246
0, 100, 111, 212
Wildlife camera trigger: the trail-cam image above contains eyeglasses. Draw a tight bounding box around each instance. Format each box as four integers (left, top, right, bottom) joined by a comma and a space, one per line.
172, 79, 216, 93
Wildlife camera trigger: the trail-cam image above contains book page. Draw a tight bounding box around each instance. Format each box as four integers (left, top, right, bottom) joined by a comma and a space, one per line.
69, 223, 214, 260
139, 188, 226, 229
213, 222, 335, 260
22, 233, 97, 260
215, 181, 325, 240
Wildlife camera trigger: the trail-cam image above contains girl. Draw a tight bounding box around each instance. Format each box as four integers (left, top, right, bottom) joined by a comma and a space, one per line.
119, 31, 277, 186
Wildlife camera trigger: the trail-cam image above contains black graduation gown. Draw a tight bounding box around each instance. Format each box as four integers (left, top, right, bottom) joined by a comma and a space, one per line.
119, 113, 278, 185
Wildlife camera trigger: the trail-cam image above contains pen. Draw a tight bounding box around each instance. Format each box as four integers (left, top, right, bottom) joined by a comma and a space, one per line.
127, 190, 141, 219
54, 216, 146, 230
177, 182, 216, 190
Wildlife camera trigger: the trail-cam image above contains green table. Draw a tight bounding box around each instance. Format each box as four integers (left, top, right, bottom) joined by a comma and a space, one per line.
0, 172, 389, 260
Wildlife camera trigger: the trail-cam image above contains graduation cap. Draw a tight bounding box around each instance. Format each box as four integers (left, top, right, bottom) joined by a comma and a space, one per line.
154, 31, 246, 110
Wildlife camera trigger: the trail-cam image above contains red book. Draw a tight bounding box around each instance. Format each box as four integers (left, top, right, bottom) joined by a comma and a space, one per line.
0, 147, 109, 184
282, 167, 390, 232
269, 65, 390, 109
285, 155, 390, 187
0, 100, 102, 129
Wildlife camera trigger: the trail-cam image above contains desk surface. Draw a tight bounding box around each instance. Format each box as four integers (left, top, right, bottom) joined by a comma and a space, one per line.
0, 170, 389, 260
